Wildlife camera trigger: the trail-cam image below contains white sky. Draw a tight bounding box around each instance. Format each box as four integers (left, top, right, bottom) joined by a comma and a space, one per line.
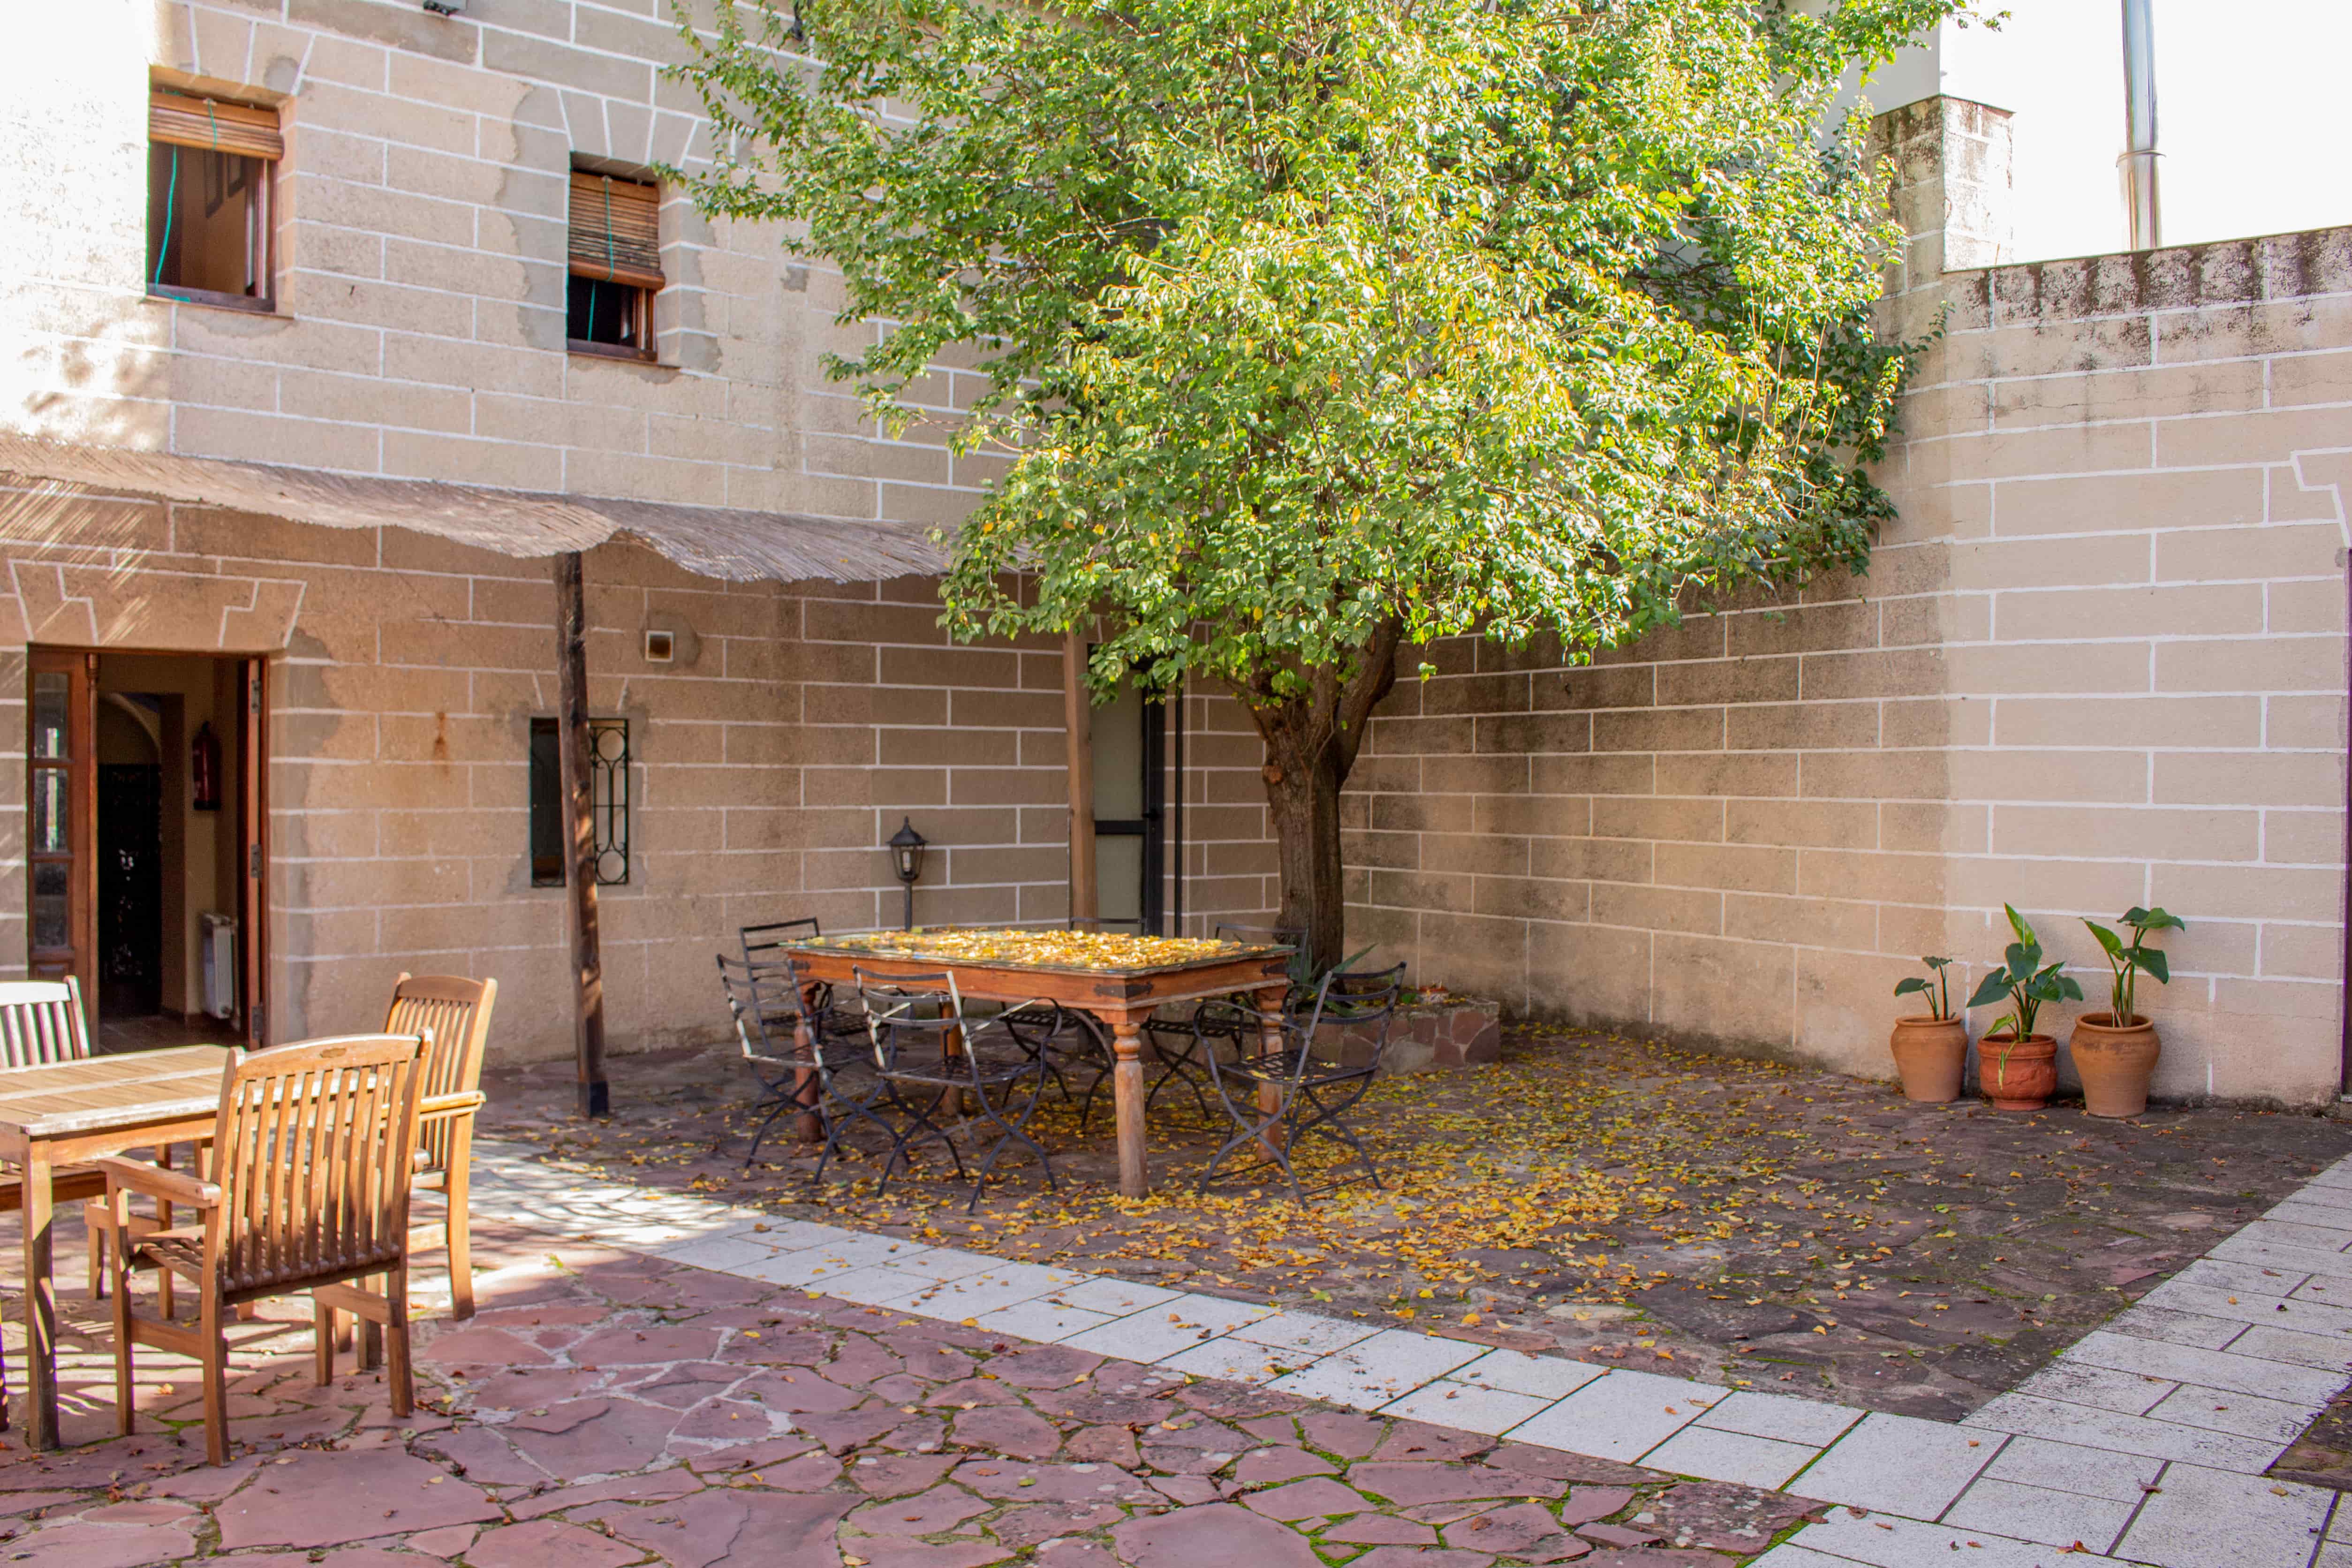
1873, 0, 2349, 262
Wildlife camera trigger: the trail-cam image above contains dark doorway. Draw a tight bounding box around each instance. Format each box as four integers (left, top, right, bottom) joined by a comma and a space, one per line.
98, 762, 163, 1018
1091, 678, 1168, 934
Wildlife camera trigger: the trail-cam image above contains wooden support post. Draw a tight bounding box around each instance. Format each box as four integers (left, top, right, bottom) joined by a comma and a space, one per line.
1062, 629, 1098, 927
555, 553, 609, 1118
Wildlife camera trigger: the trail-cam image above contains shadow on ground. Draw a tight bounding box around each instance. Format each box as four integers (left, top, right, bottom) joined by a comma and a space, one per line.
484, 1024, 2352, 1423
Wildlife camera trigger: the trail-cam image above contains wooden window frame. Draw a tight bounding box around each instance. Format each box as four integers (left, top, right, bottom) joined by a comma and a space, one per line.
566, 169, 662, 363
146, 91, 281, 315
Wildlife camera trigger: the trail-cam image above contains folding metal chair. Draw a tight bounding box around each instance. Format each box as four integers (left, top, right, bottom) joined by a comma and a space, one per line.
715, 952, 877, 1174
1145, 923, 1304, 1119
1199, 962, 1406, 1200
855, 967, 1056, 1212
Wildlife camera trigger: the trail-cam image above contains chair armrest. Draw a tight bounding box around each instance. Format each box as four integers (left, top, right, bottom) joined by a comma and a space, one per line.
98, 1156, 220, 1209
419, 1090, 487, 1120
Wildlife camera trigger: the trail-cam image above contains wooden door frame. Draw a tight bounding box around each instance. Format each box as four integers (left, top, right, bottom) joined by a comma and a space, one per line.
24, 648, 269, 1042
26, 649, 97, 1010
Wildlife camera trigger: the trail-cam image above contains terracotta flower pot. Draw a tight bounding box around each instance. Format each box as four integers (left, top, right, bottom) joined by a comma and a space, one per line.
1978, 1032, 2057, 1111
1889, 1015, 1968, 1103
2072, 1013, 2160, 1119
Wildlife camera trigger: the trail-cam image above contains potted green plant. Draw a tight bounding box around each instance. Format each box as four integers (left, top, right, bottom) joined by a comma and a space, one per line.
1965, 906, 2081, 1111
2072, 907, 2184, 1118
1889, 957, 1967, 1103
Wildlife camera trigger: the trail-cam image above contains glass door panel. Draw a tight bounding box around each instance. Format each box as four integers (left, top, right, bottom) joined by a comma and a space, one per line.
26, 651, 95, 1004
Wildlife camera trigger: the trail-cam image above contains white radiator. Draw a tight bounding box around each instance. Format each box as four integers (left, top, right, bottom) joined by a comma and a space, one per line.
200, 913, 236, 1020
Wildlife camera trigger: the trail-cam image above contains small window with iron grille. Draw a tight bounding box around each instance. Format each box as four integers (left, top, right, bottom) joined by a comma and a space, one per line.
567, 169, 661, 361
147, 89, 280, 311
529, 718, 630, 887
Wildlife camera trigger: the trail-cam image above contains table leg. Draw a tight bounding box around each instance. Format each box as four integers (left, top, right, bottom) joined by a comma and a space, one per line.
794, 986, 822, 1143
19, 1146, 56, 1449
1255, 984, 1288, 1162
1110, 1015, 1149, 1198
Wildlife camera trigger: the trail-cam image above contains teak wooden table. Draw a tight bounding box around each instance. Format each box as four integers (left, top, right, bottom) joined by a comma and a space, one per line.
786, 939, 1292, 1198
0, 1045, 233, 1449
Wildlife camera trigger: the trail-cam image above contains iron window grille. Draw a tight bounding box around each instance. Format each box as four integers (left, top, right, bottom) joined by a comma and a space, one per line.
529, 717, 630, 887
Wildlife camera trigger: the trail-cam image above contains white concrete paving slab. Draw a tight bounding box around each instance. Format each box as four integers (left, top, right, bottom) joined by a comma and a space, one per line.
1454, 1346, 1608, 1401
2065, 1331, 2346, 1405
1380, 1378, 1557, 1436
2143, 1383, 2322, 1443
1269, 1328, 1484, 1410
1047, 1277, 1184, 1317
1942, 1475, 2133, 1554
2209, 1236, 2352, 1284
2225, 1324, 2352, 1373
2267, 1200, 2352, 1232
2142, 1278, 2352, 1333
1154, 1337, 1302, 1384
2106, 1303, 2251, 1350
650, 1232, 784, 1273
1503, 1368, 1717, 1462
1228, 1310, 1381, 1356
1696, 1390, 1865, 1447
971, 1298, 1118, 1344
2240, 1220, 2352, 1253
1980, 1436, 2162, 1503
1963, 1393, 2288, 1471
2171, 1258, 2311, 1297
1641, 1424, 1819, 1489
1060, 1307, 1243, 1365
1789, 1412, 1998, 1519
2013, 1359, 2177, 1416
1782, 1507, 2136, 1568
2113, 1462, 2337, 1568
879, 1264, 1088, 1318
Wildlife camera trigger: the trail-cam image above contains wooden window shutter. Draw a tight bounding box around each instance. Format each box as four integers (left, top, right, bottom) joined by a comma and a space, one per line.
567, 172, 664, 289
149, 91, 283, 161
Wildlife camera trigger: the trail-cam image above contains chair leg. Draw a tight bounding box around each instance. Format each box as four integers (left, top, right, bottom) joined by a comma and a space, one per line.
199, 1291, 228, 1467
385, 1265, 414, 1418
87, 1220, 105, 1301
314, 1299, 337, 1386
360, 1284, 384, 1373
446, 1155, 474, 1322
109, 1235, 134, 1439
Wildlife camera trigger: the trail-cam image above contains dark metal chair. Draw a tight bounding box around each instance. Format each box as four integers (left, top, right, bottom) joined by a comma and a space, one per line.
1144, 923, 1305, 1119
854, 967, 1056, 1212
1198, 962, 1406, 1200
714, 952, 880, 1175
998, 1001, 1115, 1129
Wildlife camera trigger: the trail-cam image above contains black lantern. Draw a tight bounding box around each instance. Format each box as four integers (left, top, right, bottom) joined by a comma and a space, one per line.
887, 816, 927, 930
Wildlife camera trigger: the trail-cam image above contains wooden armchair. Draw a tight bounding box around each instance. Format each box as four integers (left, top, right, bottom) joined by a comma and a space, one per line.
385, 975, 497, 1321
106, 1033, 427, 1466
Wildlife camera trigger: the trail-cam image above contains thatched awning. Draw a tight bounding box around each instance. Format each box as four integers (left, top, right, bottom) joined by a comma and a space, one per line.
0, 435, 947, 585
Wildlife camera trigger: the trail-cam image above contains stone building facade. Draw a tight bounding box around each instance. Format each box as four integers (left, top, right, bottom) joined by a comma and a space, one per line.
0, 7, 2344, 1103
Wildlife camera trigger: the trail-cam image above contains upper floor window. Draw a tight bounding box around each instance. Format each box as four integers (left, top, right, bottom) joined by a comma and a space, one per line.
147, 90, 280, 311
567, 171, 661, 361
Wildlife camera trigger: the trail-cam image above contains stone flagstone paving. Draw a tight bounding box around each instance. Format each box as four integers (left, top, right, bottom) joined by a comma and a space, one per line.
0, 1126, 2347, 1564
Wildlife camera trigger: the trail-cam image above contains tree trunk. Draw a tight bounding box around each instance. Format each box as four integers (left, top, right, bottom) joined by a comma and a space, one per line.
1236, 620, 1403, 974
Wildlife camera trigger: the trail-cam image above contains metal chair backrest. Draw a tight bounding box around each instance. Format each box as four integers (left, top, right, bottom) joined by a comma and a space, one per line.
718, 954, 797, 1063
853, 966, 964, 1069
206, 1033, 425, 1296
0, 977, 91, 1069
383, 974, 496, 1175
1295, 962, 1408, 1073
742, 918, 821, 969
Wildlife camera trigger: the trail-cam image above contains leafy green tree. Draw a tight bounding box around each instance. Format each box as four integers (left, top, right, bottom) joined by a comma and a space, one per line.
681, 0, 1966, 966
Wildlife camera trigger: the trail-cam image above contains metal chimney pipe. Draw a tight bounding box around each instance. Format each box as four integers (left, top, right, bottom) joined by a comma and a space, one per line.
2118, 0, 2161, 250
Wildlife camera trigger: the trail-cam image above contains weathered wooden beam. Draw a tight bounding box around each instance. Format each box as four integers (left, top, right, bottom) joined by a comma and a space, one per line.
554, 552, 609, 1117
1062, 629, 1097, 926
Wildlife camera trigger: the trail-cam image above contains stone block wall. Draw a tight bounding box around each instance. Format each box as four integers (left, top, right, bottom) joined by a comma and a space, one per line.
1352, 98, 2352, 1108
2, 0, 972, 530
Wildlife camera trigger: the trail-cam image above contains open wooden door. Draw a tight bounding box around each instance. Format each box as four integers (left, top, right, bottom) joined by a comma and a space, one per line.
235, 656, 268, 1046
26, 650, 96, 1012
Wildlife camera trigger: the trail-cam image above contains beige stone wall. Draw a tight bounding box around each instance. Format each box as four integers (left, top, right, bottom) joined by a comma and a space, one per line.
2, 0, 974, 530
1357, 98, 2352, 1108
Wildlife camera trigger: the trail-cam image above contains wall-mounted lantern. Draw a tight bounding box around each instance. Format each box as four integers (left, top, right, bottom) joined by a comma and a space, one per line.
887, 816, 927, 931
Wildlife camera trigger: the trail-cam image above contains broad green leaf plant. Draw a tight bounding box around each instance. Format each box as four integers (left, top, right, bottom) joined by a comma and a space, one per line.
1966, 905, 2083, 1087
678, 0, 1974, 966
2083, 906, 2184, 1024
1892, 955, 1956, 1021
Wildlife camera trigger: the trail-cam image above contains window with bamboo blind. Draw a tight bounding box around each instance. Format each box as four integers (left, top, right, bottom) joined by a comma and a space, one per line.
146, 90, 280, 311
567, 170, 662, 361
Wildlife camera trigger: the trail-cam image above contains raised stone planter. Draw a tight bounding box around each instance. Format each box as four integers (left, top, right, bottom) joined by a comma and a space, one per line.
1145, 992, 1503, 1075
1318, 993, 1502, 1075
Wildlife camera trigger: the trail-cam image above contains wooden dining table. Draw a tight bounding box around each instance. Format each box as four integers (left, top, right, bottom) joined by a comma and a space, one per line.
0, 1045, 232, 1449
785, 932, 1293, 1198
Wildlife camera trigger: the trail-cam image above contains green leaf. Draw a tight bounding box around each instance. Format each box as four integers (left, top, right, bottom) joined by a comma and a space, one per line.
2137, 949, 2170, 985
1965, 971, 2011, 1010
1922, 955, 1951, 970
2003, 904, 2038, 947
1894, 977, 1930, 998
2084, 921, 2124, 959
